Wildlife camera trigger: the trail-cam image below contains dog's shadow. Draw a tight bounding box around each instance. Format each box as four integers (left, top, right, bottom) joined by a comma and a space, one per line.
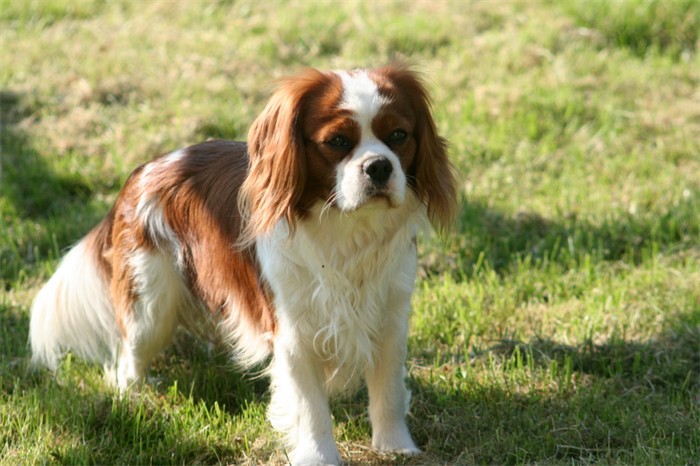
152, 331, 271, 413
404, 304, 699, 464
4, 327, 266, 464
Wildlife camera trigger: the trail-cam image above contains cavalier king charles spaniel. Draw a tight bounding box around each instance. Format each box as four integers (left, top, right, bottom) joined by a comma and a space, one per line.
30, 64, 457, 465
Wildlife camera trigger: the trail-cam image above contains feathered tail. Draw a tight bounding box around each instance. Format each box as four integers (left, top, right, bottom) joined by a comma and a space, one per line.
29, 224, 119, 371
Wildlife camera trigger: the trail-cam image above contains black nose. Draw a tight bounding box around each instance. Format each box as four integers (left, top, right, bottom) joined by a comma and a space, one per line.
363, 157, 393, 185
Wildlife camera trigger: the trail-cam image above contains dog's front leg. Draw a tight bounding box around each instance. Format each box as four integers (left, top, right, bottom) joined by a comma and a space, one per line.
365, 300, 420, 455
268, 334, 340, 465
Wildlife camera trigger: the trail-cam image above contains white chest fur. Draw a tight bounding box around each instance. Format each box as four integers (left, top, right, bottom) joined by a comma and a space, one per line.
257, 200, 424, 391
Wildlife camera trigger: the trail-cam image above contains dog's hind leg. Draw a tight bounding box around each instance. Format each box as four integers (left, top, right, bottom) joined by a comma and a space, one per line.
112, 250, 185, 391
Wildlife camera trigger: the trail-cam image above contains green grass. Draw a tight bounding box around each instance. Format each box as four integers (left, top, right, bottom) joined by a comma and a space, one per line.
2, 0, 699, 464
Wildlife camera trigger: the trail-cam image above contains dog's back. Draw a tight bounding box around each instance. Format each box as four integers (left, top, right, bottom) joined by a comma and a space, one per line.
29, 141, 275, 387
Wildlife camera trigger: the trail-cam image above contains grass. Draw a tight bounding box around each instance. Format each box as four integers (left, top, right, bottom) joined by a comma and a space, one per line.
1, 0, 699, 464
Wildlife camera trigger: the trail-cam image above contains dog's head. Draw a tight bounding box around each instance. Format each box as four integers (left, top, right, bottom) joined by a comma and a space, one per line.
239, 64, 457, 241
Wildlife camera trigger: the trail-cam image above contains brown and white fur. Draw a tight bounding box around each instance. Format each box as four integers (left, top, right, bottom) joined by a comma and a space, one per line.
30, 64, 457, 465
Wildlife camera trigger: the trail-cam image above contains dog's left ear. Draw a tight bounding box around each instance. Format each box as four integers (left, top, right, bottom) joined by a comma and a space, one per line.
239, 69, 329, 244
382, 65, 458, 232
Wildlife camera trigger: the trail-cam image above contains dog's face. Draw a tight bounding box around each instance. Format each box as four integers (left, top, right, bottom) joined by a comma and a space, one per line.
305, 69, 415, 213
240, 64, 457, 241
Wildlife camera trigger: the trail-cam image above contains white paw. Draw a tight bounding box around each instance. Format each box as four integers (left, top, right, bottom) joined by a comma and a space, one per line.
289, 459, 340, 466
372, 427, 421, 455
289, 455, 341, 466
289, 444, 341, 466
376, 444, 422, 456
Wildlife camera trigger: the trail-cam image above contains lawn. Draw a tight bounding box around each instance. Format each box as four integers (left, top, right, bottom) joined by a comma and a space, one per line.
1, 0, 699, 464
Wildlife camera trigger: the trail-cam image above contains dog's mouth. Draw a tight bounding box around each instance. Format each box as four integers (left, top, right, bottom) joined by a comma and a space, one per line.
365, 189, 394, 205
328, 174, 406, 215
340, 189, 398, 213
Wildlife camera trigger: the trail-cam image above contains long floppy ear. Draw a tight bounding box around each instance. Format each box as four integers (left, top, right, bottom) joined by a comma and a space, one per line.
383, 65, 458, 232
239, 70, 326, 245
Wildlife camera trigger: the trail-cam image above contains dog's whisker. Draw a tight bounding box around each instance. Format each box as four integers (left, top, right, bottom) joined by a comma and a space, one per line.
319, 192, 340, 222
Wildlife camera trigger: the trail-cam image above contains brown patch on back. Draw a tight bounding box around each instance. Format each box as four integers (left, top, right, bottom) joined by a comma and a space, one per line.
94, 140, 276, 345
160, 141, 276, 336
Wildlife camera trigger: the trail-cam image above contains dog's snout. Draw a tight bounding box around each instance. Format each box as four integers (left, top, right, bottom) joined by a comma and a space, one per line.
362, 157, 393, 185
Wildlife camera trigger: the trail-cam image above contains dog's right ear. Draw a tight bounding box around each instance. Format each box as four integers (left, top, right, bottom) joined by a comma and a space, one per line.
238, 69, 329, 245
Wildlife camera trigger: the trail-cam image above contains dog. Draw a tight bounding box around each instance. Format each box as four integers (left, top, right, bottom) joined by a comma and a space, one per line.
30, 64, 457, 465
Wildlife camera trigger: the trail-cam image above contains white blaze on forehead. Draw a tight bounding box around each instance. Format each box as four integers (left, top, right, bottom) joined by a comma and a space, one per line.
337, 70, 389, 127
332, 70, 407, 213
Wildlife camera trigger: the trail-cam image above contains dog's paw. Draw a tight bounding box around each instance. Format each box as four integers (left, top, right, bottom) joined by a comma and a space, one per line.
378, 444, 422, 456
372, 428, 421, 455
289, 443, 341, 466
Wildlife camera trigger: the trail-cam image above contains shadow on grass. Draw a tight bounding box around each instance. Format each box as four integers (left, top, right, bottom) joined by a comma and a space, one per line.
0, 309, 266, 464
0, 90, 113, 282
4, 303, 697, 464
0, 303, 32, 394
152, 333, 270, 416
421, 194, 700, 280
406, 306, 700, 464
22, 382, 244, 464
0, 90, 96, 219
52, 391, 233, 464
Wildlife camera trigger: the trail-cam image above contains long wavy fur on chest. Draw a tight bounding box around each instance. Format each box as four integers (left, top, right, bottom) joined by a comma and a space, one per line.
258, 202, 423, 391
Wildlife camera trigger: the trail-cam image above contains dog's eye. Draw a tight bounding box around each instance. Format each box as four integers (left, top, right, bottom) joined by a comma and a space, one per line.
386, 129, 408, 145
325, 135, 352, 149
